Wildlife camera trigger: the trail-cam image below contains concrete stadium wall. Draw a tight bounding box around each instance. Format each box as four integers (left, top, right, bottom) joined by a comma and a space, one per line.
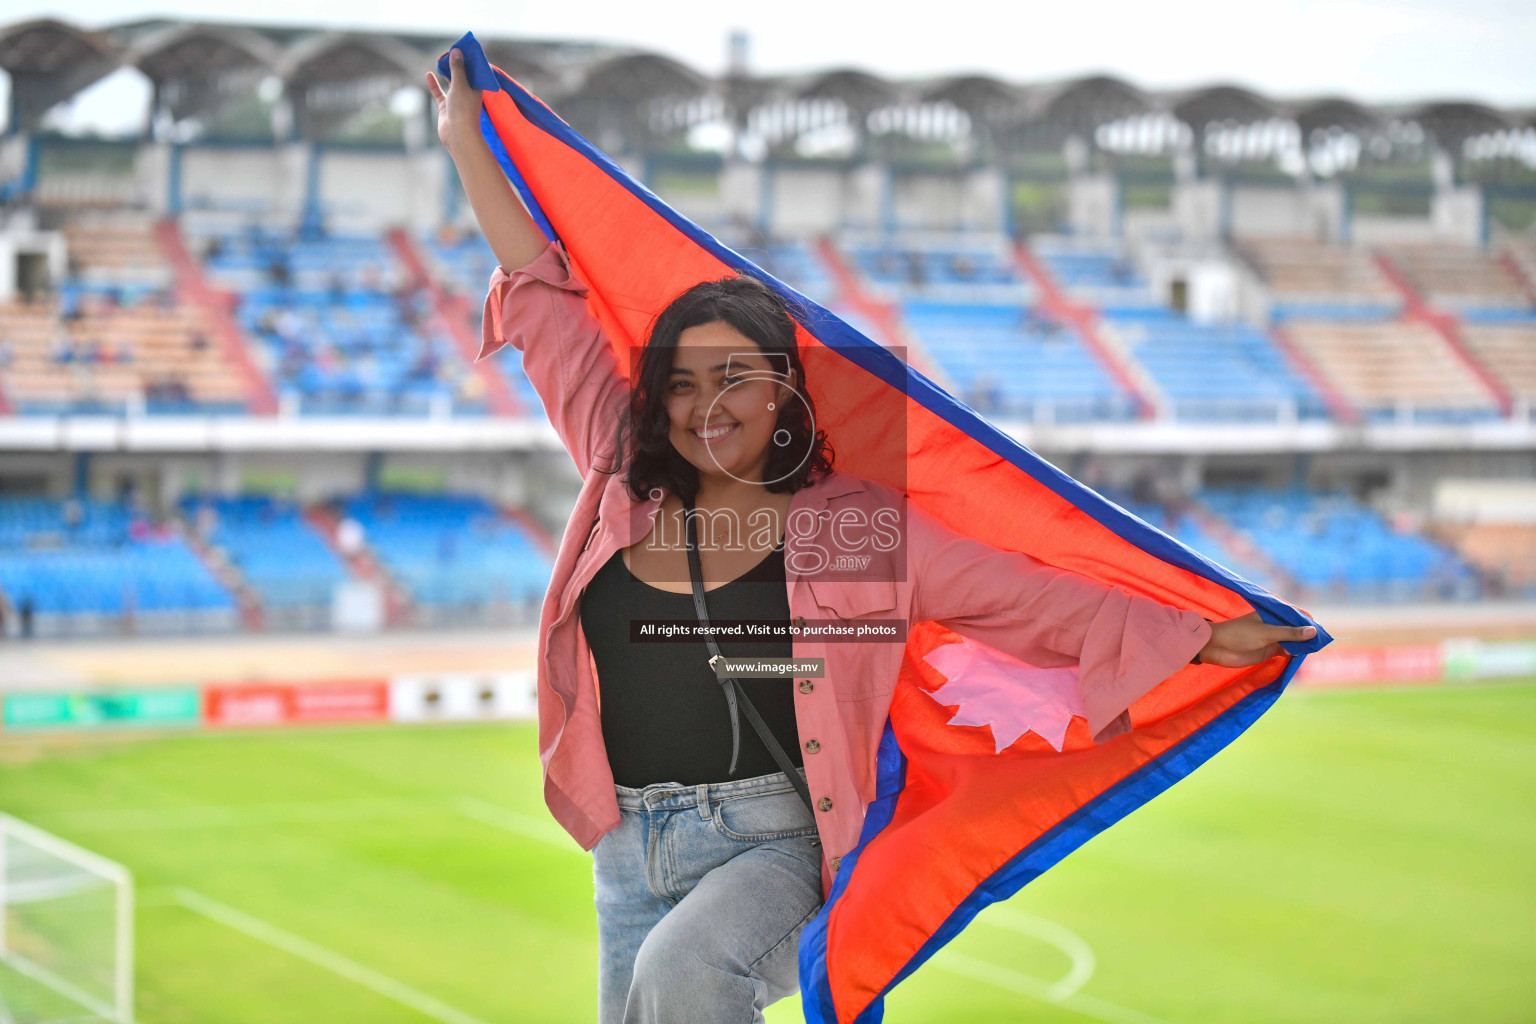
768, 166, 844, 234
1229, 184, 1345, 240
178, 145, 299, 221
892, 173, 963, 229
318, 150, 443, 234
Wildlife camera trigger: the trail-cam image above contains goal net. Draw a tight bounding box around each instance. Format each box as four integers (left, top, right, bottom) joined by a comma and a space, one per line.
0, 814, 133, 1024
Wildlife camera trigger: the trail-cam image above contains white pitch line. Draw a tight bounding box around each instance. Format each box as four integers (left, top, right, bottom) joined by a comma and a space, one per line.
172, 888, 491, 1024
0, 951, 127, 1024
43, 797, 435, 832
105, 798, 1149, 1021
934, 951, 1171, 1024
977, 905, 1097, 1001
451, 796, 583, 853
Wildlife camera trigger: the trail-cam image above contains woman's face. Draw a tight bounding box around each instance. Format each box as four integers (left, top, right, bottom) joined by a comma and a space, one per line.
666, 320, 797, 487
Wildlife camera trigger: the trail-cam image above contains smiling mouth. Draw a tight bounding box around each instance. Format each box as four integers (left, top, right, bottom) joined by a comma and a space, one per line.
691, 422, 739, 445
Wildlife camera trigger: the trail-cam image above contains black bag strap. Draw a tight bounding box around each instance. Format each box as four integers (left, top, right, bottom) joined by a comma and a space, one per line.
683, 500, 816, 817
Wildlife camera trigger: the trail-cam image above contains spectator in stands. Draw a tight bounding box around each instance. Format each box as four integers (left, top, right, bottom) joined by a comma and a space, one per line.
950, 253, 974, 280
268, 252, 292, 289
457, 369, 486, 408
1024, 306, 1061, 337
61, 288, 83, 322
275, 309, 304, 345
18, 594, 34, 640
190, 331, 210, 355
204, 235, 224, 262
395, 283, 423, 328
408, 347, 440, 382
968, 370, 1003, 414
0, 334, 13, 369
904, 249, 926, 286
336, 515, 365, 557
195, 501, 219, 544
328, 268, 348, 304
48, 328, 76, 364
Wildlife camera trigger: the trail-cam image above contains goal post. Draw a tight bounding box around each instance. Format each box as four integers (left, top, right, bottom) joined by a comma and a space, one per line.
0, 813, 133, 1024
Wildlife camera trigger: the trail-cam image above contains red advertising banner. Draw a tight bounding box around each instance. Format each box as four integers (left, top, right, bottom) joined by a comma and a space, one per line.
204, 680, 390, 727
1294, 644, 1444, 687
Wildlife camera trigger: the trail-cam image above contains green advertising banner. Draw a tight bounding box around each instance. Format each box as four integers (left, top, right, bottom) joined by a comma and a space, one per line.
2, 687, 203, 732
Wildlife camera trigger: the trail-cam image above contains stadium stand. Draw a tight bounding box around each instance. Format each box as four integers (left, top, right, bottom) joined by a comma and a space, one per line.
335, 492, 553, 623
1106, 488, 1287, 595
1101, 315, 1328, 421
757, 240, 836, 305
0, 15, 1531, 643
1430, 522, 1536, 598
1029, 237, 1162, 315
180, 495, 350, 618
1236, 237, 1402, 321
828, 232, 1137, 420
1278, 320, 1502, 422
422, 225, 546, 413
844, 233, 1031, 304
0, 213, 251, 413
1502, 236, 1536, 295
0, 497, 236, 635
1457, 324, 1536, 410
900, 300, 1134, 420
1380, 243, 1535, 316
193, 223, 486, 416
1199, 485, 1482, 602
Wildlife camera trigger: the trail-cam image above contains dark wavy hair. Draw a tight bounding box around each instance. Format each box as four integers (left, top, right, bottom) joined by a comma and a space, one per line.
600, 274, 834, 504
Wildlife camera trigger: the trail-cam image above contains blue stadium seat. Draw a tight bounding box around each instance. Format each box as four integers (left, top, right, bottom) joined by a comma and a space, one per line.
899, 300, 1136, 421
1107, 317, 1329, 421
0, 498, 235, 619
179, 496, 349, 609
1199, 485, 1481, 601
198, 225, 487, 417
339, 492, 553, 609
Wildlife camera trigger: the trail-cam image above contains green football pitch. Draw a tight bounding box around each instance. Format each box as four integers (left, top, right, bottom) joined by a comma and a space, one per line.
1, 680, 1533, 1024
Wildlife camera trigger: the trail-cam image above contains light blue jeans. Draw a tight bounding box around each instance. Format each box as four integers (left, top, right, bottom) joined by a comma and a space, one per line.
592, 768, 824, 1023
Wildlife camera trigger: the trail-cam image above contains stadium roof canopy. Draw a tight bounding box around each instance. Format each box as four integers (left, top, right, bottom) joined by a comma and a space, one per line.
0, 18, 122, 134
1288, 97, 1381, 138
1, 15, 1531, 166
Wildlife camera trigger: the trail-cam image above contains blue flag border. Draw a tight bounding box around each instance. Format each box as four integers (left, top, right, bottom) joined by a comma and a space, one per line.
442, 29, 1332, 1022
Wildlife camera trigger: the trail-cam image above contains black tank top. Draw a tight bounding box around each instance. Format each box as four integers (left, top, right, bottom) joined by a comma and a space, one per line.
579, 539, 803, 787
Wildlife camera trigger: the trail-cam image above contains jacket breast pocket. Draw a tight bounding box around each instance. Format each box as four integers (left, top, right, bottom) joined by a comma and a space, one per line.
807, 579, 902, 701
807, 579, 899, 620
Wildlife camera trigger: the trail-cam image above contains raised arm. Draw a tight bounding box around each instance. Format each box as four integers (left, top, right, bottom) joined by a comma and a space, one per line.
427, 49, 628, 475
427, 47, 545, 274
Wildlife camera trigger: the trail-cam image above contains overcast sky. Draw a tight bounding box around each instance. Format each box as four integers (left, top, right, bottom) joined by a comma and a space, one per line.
8, 0, 1535, 135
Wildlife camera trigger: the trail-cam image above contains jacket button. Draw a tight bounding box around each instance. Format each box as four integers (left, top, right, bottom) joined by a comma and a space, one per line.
804, 739, 820, 754
797, 679, 814, 694
831, 856, 842, 871
816, 797, 833, 812
792, 615, 806, 629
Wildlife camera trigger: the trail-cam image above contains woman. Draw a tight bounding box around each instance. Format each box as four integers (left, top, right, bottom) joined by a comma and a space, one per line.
427, 48, 1316, 1024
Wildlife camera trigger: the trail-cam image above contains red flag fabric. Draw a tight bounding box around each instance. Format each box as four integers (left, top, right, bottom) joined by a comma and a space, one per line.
438, 32, 1331, 1024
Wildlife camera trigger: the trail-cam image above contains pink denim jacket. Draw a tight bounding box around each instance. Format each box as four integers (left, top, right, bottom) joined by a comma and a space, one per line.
480, 240, 1213, 898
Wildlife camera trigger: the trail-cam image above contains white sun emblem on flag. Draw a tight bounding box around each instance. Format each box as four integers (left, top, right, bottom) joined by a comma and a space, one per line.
923, 637, 1086, 753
